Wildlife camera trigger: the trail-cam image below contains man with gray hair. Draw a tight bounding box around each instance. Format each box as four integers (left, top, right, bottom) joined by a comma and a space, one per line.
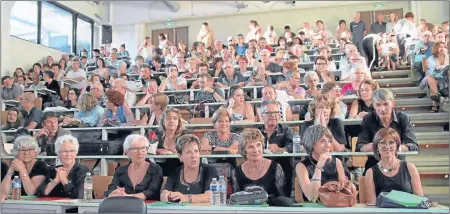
257, 99, 294, 197
356, 88, 418, 173
112, 79, 137, 106
90, 82, 106, 107
259, 49, 282, 84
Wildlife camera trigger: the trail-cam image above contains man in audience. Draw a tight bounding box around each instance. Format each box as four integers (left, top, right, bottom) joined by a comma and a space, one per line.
370, 13, 387, 34
107, 52, 122, 69
112, 79, 137, 106
350, 12, 366, 53
64, 57, 88, 90
140, 64, 162, 87
214, 40, 224, 57
298, 31, 309, 44
150, 55, 165, 72
1, 76, 23, 100
80, 56, 88, 69
258, 99, 294, 197
129, 55, 145, 74
27, 69, 45, 90
19, 92, 43, 129
316, 20, 334, 41
300, 22, 315, 40
258, 37, 273, 52
284, 25, 296, 39
32, 62, 43, 77
34, 112, 71, 156
215, 62, 246, 87
90, 82, 106, 107
194, 73, 225, 116
235, 34, 247, 56
260, 49, 282, 84
356, 88, 418, 173
442, 21, 449, 35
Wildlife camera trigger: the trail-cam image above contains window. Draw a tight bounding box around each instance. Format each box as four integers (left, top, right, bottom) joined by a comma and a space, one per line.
10, 1, 38, 43
40, 1, 73, 53
77, 18, 93, 57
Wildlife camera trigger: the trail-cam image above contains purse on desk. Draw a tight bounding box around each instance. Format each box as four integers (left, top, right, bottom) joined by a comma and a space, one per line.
229, 186, 268, 205
318, 180, 357, 207
376, 190, 431, 209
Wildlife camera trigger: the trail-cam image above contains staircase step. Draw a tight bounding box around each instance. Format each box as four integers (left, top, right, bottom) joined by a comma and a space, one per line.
414, 126, 444, 132
372, 70, 410, 79
416, 132, 449, 140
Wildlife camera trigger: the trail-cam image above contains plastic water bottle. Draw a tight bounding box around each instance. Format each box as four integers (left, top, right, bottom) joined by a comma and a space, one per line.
11, 176, 21, 200
83, 172, 93, 201
210, 178, 219, 206
293, 132, 301, 153
218, 176, 227, 206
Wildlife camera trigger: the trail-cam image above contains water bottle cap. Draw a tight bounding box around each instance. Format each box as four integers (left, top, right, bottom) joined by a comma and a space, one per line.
219, 175, 224, 179
212, 178, 217, 181
14, 176, 19, 178
86, 172, 91, 176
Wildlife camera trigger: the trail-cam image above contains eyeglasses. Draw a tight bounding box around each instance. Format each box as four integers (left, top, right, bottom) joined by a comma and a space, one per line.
316, 63, 326, 66
128, 146, 149, 153
379, 140, 397, 148
262, 111, 281, 117
19, 148, 36, 154
59, 150, 77, 154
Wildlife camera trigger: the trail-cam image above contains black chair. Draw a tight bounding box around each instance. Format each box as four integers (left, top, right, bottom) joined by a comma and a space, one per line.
98, 196, 147, 213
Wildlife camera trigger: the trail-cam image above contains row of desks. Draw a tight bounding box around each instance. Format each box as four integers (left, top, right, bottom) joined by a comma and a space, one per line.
1, 199, 447, 213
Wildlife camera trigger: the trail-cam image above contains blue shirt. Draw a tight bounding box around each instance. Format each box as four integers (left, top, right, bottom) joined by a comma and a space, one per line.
75, 105, 105, 127
236, 44, 247, 56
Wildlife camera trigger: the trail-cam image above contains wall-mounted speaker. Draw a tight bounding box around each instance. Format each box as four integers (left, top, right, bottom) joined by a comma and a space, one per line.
101, 25, 112, 44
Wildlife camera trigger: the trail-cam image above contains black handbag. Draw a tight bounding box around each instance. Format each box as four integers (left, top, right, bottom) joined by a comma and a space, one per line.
46, 140, 123, 156
376, 192, 431, 209
229, 186, 268, 205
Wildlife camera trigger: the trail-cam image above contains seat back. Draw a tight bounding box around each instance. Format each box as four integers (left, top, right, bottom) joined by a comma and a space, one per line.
60, 87, 70, 101
161, 176, 167, 192
92, 175, 113, 199
98, 196, 146, 213
34, 98, 42, 110
358, 176, 366, 203
294, 177, 304, 202
1, 111, 8, 125
351, 137, 368, 167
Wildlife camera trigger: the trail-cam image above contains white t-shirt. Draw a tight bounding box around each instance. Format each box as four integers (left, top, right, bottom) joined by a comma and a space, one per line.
381, 42, 398, 56
65, 69, 87, 89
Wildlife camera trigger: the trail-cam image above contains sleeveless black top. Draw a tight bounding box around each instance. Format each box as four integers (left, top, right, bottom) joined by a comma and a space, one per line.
300, 156, 351, 202
371, 161, 413, 197
357, 99, 374, 113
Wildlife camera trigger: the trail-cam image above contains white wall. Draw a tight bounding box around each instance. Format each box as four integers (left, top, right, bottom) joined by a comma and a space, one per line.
145, 1, 411, 47
417, 1, 449, 25
1, 1, 99, 76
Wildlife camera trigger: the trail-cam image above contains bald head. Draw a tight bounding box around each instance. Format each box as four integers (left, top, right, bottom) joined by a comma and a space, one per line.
113, 79, 127, 95
354, 12, 361, 21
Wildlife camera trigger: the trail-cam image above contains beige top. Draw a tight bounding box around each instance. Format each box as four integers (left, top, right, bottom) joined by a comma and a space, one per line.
197, 30, 215, 47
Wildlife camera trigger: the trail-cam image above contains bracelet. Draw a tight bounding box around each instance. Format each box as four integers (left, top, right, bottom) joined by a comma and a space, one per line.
6, 172, 14, 176
188, 195, 193, 203
315, 166, 324, 171
50, 179, 58, 186
310, 178, 321, 182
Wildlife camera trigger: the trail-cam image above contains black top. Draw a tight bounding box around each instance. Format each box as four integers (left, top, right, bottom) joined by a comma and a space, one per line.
357, 99, 374, 113
300, 156, 351, 202
21, 107, 43, 128
258, 124, 294, 153
1, 161, 8, 181
371, 161, 413, 197
163, 164, 219, 195
152, 129, 192, 176
300, 118, 347, 147
231, 160, 285, 197
104, 160, 163, 200
356, 111, 418, 171
44, 80, 62, 100
63, 100, 77, 109
10, 160, 50, 196
37, 163, 89, 199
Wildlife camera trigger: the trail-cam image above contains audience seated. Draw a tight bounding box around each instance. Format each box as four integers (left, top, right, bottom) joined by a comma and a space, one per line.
304, 71, 321, 98
38, 135, 89, 199
365, 128, 423, 204
295, 125, 350, 202
348, 79, 379, 119
1, 107, 24, 130
302, 94, 346, 151
258, 85, 293, 121
231, 129, 285, 197
356, 89, 418, 173
1, 76, 23, 100
112, 79, 137, 107
19, 92, 43, 129
201, 109, 240, 154
63, 88, 79, 109
161, 134, 218, 203
314, 56, 335, 83
64, 57, 88, 90
424, 42, 449, 112
62, 93, 104, 127
341, 65, 369, 95
219, 85, 255, 123
97, 90, 135, 127
140, 93, 169, 126
0, 136, 50, 202
105, 134, 163, 200
90, 82, 106, 107
216, 62, 246, 87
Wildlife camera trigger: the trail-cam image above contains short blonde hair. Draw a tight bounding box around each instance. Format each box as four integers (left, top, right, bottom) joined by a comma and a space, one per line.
308, 94, 336, 118
239, 129, 265, 159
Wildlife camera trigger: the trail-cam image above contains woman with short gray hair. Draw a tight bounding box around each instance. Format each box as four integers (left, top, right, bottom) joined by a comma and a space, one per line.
0, 136, 49, 202
161, 134, 219, 203
295, 125, 349, 202
105, 134, 163, 200
231, 129, 285, 197
38, 135, 89, 199
304, 71, 321, 98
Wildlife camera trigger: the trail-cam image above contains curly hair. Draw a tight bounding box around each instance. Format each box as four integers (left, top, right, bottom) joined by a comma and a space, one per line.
105, 90, 125, 106
308, 94, 336, 118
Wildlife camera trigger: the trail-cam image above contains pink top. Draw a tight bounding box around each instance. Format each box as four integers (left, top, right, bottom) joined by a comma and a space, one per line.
341, 83, 357, 96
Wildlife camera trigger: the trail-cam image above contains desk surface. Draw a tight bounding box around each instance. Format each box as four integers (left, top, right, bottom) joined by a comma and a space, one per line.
2, 199, 448, 213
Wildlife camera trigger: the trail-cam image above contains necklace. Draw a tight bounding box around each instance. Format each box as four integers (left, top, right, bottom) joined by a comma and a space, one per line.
379, 160, 398, 173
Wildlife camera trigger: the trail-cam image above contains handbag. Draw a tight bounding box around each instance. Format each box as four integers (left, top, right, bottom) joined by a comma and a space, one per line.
318, 180, 357, 207
376, 191, 430, 209
229, 186, 268, 205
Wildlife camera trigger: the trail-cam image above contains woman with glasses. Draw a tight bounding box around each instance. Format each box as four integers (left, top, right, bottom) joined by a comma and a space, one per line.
365, 128, 423, 204
348, 79, 379, 119
105, 134, 163, 200
37, 135, 89, 199
295, 125, 350, 202
63, 88, 79, 109
161, 134, 218, 203
0, 136, 50, 202
314, 56, 335, 83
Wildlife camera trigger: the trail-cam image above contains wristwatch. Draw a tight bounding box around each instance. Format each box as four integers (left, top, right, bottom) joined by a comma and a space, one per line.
188, 195, 193, 203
